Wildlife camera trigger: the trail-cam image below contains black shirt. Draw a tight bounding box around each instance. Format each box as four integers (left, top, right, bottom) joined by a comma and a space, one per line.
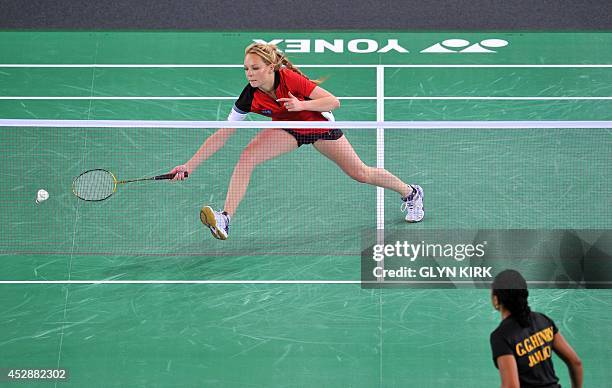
490, 312, 560, 388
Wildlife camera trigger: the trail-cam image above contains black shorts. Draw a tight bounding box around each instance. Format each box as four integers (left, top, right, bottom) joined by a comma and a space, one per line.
282, 128, 344, 147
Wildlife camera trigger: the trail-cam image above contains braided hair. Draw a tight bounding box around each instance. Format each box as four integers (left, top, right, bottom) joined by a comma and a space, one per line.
492, 269, 532, 327
244, 43, 322, 85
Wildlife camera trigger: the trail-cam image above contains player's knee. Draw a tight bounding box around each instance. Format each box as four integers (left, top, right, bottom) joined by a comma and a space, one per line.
237, 148, 259, 169
348, 166, 369, 183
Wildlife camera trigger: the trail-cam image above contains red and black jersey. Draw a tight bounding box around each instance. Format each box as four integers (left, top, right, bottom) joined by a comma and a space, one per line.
232, 68, 331, 135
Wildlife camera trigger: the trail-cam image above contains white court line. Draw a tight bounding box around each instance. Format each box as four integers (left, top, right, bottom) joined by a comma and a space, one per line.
0, 96, 373, 100
2, 119, 612, 129
375, 66, 386, 283
376, 66, 385, 232
1, 64, 612, 68
0, 280, 608, 285
384, 65, 612, 68
1, 96, 611, 100
0, 280, 361, 284
385, 97, 612, 100
376, 63, 386, 385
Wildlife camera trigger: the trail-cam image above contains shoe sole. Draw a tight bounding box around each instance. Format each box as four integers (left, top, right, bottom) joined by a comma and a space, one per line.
200, 206, 228, 240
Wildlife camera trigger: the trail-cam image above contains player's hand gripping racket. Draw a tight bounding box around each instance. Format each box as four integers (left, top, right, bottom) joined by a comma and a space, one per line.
72, 169, 188, 201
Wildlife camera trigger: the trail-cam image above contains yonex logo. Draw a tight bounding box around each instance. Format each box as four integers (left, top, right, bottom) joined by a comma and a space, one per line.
252, 38, 509, 54
420, 39, 509, 54
253, 39, 408, 54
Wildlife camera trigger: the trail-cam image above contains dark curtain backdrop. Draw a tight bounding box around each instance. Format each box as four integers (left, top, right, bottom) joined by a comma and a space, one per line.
1, 0, 611, 30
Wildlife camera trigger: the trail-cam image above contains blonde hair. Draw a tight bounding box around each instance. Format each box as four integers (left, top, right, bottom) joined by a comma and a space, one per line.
245, 43, 321, 85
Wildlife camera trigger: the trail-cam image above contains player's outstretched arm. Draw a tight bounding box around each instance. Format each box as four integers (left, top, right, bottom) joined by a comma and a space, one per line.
171, 127, 236, 180
552, 333, 583, 388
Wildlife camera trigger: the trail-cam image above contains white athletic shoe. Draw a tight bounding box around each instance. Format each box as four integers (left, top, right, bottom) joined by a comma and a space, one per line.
401, 185, 424, 223
200, 206, 230, 240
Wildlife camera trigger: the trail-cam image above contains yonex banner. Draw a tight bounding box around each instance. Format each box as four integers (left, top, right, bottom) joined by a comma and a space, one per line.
361, 229, 612, 288
4, 33, 612, 65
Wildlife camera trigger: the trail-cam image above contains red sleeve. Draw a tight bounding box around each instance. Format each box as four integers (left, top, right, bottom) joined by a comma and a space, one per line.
281, 68, 317, 98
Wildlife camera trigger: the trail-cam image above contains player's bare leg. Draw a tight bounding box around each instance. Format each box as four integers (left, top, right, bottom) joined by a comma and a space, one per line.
201, 129, 298, 240
313, 135, 424, 222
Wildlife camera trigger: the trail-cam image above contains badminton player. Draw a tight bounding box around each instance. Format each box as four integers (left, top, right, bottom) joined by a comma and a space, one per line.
171, 43, 423, 240
490, 270, 583, 388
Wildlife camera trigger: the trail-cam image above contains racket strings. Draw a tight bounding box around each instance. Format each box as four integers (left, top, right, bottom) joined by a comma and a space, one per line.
72, 169, 116, 201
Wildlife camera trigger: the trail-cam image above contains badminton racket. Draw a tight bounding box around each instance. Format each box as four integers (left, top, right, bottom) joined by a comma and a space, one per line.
72, 169, 188, 201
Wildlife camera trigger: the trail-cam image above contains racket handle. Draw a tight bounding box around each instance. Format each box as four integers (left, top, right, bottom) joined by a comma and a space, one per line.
155, 171, 189, 180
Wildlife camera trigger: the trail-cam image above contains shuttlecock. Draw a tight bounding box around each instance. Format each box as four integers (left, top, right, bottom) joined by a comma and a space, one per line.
36, 189, 49, 204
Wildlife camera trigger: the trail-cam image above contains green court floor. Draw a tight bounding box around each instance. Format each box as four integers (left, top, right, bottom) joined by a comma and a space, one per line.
1, 32, 611, 387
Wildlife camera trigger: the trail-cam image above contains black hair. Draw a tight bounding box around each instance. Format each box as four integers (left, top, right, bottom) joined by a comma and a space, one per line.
492, 269, 532, 327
